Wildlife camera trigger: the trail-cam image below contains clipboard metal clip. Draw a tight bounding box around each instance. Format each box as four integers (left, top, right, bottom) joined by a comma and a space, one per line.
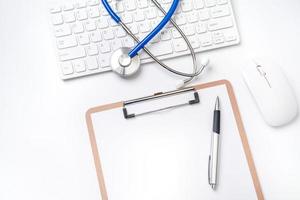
122, 87, 200, 119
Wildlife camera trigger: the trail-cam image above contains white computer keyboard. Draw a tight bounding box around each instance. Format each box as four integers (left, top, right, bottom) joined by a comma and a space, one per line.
49, 0, 240, 80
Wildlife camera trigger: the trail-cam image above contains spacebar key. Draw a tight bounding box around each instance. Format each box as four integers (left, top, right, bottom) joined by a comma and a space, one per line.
59, 47, 86, 61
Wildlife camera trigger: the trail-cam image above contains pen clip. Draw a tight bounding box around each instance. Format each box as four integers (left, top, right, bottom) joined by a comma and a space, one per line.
208, 155, 211, 184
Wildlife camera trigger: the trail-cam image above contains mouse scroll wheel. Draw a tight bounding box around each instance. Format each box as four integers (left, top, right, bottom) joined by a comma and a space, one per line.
256, 65, 267, 76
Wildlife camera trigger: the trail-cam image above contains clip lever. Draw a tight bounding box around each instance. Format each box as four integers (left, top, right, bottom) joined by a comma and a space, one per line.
123, 87, 200, 119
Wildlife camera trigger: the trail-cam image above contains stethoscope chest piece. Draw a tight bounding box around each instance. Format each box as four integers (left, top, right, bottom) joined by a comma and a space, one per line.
111, 47, 141, 77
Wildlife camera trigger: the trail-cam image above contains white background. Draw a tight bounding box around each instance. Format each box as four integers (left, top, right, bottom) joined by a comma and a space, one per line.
0, 0, 299, 199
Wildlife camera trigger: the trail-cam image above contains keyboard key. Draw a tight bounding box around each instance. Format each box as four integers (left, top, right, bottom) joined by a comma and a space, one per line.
188, 36, 200, 49
211, 5, 230, 18
63, 3, 74, 11
87, 6, 100, 18
208, 17, 233, 31
205, 0, 216, 7
121, 13, 133, 24
158, 10, 164, 18
122, 37, 135, 48
86, 45, 99, 55
183, 25, 195, 36
98, 56, 110, 68
145, 8, 157, 19
173, 39, 188, 52
71, 23, 84, 34
90, 31, 102, 42
199, 33, 212, 46
195, 23, 207, 33
54, 25, 72, 37
175, 6, 182, 14
213, 36, 224, 44
57, 36, 78, 49
138, 22, 151, 33
161, 4, 170, 12
96, 18, 109, 29
73, 60, 86, 72
75, 2, 87, 8
137, 0, 148, 8
59, 47, 86, 61
63, 12, 76, 23
171, 28, 181, 38
212, 31, 223, 38
115, 27, 127, 37
114, 2, 125, 13
160, 29, 172, 41
149, 0, 155, 7
124, 0, 137, 11
87, 0, 100, 6
162, 0, 172, 3
149, 18, 161, 29
108, 18, 119, 27
102, 29, 115, 40
212, 31, 225, 44
101, 6, 109, 16
187, 12, 199, 23
85, 21, 97, 31
174, 14, 186, 25
111, 40, 122, 51
226, 34, 237, 42
86, 56, 99, 70
217, 0, 228, 5
181, 1, 193, 12
52, 14, 63, 25
193, 0, 204, 9
199, 9, 210, 21
127, 24, 139, 35
99, 41, 111, 53
75, 9, 88, 21
133, 10, 145, 22
61, 62, 73, 75
223, 29, 237, 41
78, 34, 90, 45
50, 6, 62, 14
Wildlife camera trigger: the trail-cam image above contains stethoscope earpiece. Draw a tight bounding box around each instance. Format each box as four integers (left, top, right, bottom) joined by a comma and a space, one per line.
175, 57, 210, 89
200, 57, 210, 68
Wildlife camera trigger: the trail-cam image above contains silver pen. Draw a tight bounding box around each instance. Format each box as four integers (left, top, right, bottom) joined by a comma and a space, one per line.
208, 96, 221, 190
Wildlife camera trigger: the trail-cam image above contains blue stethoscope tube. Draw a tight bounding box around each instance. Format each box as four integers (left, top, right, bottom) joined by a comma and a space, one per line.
102, 0, 179, 58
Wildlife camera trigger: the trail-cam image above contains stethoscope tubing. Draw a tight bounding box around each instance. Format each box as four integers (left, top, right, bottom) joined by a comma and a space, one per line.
101, 0, 179, 58
103, 0, 207, 85
101, 0, 121, 23
118, 3, 202, 79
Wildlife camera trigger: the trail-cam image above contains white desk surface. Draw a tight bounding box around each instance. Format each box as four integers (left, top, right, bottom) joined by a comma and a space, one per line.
0, 0, 299, 199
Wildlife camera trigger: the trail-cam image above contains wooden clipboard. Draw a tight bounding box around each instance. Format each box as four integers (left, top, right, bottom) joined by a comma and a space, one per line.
85, 79, 264, 200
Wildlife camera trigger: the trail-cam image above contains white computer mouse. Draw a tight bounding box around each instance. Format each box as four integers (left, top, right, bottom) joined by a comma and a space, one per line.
242, 58, 298, 127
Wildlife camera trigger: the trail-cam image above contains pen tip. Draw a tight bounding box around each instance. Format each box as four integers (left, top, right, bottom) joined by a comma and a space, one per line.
215, 96, 220, 110
211, 184, 216, 190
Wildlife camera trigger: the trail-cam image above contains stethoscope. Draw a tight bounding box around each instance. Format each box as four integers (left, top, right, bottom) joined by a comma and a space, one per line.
102, 0, 209, 88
